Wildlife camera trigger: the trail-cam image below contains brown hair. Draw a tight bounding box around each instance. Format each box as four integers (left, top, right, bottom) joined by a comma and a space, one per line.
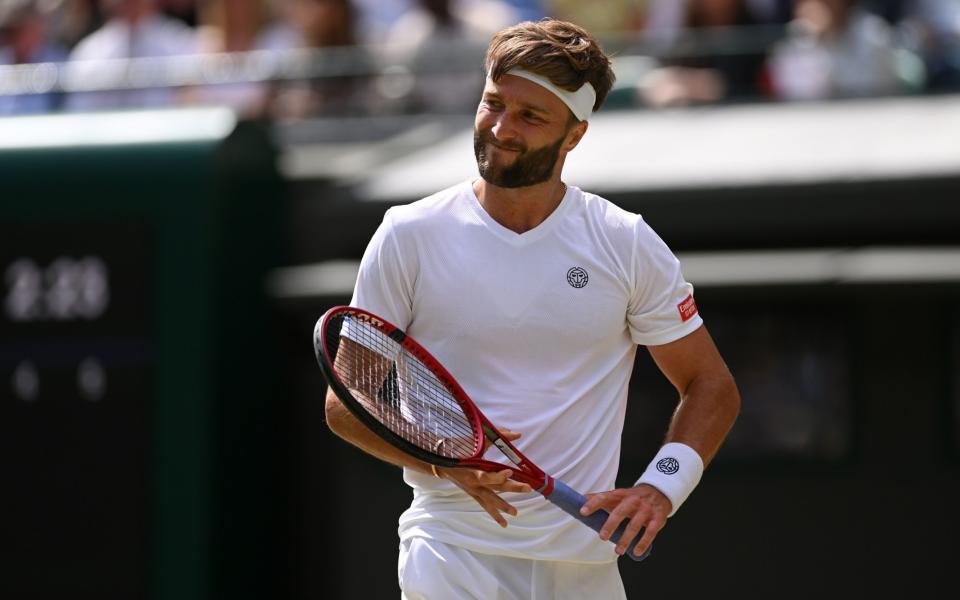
484, 18, 616, 115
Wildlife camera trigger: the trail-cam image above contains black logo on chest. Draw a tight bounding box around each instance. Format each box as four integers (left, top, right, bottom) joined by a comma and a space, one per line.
566, 267, 589, 288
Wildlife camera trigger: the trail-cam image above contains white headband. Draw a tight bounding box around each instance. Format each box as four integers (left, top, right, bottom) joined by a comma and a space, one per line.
502, 68, 596, 121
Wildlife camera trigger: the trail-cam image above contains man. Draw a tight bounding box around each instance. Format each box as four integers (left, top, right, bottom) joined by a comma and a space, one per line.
324, 18, 740, 599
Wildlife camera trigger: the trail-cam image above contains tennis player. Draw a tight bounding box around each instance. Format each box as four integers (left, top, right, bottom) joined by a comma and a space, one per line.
324, 18, 741, 599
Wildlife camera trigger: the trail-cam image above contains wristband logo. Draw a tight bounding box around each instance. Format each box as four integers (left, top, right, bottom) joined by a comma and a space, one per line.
656, 457, 680, 475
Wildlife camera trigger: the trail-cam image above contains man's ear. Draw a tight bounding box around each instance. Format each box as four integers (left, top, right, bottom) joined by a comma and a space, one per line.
564, 120, 589, 152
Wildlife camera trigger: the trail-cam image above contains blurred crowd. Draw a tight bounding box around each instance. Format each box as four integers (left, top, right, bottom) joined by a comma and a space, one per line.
1, 0, 959, 118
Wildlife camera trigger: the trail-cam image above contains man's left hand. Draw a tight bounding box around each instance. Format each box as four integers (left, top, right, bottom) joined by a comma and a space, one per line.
579, 484, 672, 558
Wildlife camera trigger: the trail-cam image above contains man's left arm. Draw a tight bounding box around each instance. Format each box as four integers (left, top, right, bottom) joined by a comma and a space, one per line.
580, 324, 740, 558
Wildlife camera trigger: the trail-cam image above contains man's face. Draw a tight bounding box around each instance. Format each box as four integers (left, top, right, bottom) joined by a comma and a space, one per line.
473, 74, 583, 189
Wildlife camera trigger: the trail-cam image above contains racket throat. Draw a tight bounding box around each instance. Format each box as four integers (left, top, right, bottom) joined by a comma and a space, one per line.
481, 424, 553, 494
537, 475, 554, 496
489, 434, 522, 465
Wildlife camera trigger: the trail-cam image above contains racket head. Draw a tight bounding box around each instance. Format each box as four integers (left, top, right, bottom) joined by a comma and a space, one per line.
314, 306, 486, 468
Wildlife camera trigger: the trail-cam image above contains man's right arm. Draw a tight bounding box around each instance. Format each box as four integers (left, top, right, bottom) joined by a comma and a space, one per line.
324, 387, 436, 474
324, 389, 532, 527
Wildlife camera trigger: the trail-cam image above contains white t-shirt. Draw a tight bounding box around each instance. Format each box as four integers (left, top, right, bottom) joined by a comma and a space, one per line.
351, 179, 702, 563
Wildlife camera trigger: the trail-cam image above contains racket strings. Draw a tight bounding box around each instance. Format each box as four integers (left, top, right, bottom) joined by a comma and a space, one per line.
330, 316, 478, 459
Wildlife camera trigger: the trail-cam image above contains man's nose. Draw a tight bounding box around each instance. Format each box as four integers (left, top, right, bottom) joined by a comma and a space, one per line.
490, 113, 521, 145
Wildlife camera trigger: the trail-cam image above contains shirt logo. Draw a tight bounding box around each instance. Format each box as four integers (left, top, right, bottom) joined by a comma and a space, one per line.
677, 294, 698, 322
566, 267, 589, 288
656, 457, 680, 475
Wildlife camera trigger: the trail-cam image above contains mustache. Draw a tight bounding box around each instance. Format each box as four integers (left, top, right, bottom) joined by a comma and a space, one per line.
475, 130, 526, 153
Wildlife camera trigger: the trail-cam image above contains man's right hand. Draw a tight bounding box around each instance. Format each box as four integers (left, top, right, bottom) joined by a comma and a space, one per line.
434, 429, 532, 527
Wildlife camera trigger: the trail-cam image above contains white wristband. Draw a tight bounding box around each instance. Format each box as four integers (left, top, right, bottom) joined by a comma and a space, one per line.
635, 443, 704, 517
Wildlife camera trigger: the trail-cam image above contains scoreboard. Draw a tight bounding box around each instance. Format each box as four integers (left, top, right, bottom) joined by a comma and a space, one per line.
0, 222, 153, 598
0, 109, 283, 600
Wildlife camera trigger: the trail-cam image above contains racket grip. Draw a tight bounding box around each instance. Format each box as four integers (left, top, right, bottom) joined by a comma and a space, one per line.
546, 479, 651, 562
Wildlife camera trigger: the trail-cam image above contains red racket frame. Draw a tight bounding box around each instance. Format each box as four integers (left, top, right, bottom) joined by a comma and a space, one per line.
318, 305, 555, 494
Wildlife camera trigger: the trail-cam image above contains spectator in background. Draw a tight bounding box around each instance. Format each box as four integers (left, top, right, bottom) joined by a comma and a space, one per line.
45, 0, 103, 50
895, 0, 960, 91
275, 0, 356, 49
743, 0, 794, 24
385, 0, 518, 50
351, 0, 539, 45
350, 0, 411, 44
381, 0, 518, 113
638, 0, 778, 108
184, 0, 292, 117
767, 0, 924, 100
547, 0, 646, 40
64, 0, 197, 111
0, 0, 69, 114
496, 0, 543, 21
159, 0, 196, 26
269, 0, 371, 118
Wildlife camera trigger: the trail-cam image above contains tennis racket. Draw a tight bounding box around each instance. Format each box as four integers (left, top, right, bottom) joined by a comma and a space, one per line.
314, 305, 650, 561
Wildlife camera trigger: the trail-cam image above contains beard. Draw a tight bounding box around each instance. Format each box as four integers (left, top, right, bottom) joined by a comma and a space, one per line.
473, 129, 564, 188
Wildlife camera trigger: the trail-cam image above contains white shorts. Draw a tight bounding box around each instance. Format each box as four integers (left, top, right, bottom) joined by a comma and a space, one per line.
397, 537, 627, 600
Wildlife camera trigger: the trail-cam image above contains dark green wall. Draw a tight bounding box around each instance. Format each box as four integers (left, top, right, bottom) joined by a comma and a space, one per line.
1, 119, 285, 600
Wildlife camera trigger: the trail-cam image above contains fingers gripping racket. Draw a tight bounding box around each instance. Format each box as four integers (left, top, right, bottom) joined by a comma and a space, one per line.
314, 306, 650, 561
